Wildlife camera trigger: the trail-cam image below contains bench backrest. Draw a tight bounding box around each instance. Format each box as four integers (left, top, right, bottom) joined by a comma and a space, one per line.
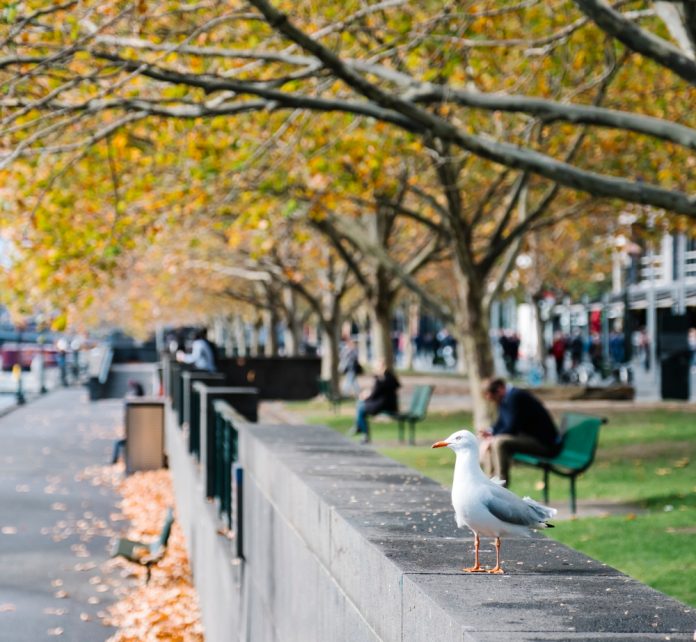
152, 507, 175, 554
408, 385, 434, 419
557, 413, 605, 472
316, 378, 333, 398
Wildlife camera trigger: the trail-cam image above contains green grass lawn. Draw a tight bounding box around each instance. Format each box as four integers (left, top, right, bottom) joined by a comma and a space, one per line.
293, 399, 696, 607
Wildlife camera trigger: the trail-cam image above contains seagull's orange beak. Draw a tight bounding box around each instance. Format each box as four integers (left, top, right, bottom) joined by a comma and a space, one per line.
431, 440, 448, 449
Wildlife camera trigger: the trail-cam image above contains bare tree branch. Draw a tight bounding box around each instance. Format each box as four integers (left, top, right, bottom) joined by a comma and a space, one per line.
247, 0, 696, 215
573, 0, 696, 85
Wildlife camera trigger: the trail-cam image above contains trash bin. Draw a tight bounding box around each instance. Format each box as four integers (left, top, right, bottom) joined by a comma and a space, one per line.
660, 351, 691, 401
87, 377, 103, 401
125, 398, 165, 474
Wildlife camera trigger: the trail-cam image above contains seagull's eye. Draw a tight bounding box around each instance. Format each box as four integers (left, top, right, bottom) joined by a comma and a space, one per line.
456, 435, 462, 440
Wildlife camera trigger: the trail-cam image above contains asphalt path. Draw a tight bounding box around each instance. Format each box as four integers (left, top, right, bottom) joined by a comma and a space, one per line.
0, 390, 126, 642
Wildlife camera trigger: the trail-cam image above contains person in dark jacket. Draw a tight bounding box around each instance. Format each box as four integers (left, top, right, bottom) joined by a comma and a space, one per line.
350, 358, 400, 444
478, 377, 561, 486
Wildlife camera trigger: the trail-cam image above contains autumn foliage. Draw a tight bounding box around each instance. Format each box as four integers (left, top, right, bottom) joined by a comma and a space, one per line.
105, 470, 204, 642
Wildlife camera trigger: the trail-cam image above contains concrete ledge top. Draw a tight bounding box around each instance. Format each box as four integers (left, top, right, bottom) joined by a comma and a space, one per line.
243, 422, 695, 640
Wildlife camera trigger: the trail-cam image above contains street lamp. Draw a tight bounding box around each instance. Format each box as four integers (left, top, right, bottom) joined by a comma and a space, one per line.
12, 362, 25, 405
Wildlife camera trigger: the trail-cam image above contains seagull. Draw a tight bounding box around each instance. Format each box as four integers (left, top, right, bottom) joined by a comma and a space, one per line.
432, 429, 557, 574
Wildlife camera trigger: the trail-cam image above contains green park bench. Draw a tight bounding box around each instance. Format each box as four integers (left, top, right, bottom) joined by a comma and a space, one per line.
317, 378, 341, 413
111, 507, 174, 583
512, 412, 606, 514
393, 384, 434, 446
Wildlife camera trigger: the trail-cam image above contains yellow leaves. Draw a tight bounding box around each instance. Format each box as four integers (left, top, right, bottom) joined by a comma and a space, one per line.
111, 133, 129, 151
226, 228, 243, 249
470, 17, 491, 34
51, 314, 67, 332
573, 51, 586, 71
657, 167, 675, 185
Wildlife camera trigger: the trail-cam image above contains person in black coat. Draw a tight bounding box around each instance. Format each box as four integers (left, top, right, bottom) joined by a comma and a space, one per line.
350, 358, 400, 444
478, 377, 561, 486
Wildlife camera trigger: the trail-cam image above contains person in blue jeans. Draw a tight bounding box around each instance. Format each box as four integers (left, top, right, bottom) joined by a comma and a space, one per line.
350, 358, 400, 444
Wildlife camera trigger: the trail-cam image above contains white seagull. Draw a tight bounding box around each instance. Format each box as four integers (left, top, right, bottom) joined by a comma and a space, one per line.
432, 429, 557, 574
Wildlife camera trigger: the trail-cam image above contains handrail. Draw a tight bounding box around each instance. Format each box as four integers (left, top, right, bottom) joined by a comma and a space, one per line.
211, 400, 241, 536
213, 398, 246, 425
98, 346, 114, 384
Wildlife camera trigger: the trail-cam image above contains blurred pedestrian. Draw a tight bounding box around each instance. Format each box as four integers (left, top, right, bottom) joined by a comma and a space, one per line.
339, 337, 362, 397
550, 332, 567, 382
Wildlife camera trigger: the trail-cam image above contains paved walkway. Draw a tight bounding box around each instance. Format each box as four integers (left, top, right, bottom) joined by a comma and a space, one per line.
0, 390, 125, 642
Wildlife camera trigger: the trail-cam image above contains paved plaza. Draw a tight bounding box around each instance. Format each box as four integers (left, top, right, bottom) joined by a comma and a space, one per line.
0, 390, 124, 642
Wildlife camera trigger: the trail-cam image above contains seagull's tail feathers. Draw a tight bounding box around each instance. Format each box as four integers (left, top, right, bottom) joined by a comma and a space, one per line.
522, 496, 557, 527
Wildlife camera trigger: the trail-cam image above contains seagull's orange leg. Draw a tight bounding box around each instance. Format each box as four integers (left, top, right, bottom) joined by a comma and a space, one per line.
463, 533, 485, 572
488, 537, 504, 574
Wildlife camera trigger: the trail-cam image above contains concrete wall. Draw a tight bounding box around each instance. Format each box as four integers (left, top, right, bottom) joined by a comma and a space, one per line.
165, 409, 696, 642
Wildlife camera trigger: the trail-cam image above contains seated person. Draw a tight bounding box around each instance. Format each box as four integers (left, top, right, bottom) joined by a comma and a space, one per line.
478, 377, 561, 486
351, 358, 400, 444
176, 328, 216, 372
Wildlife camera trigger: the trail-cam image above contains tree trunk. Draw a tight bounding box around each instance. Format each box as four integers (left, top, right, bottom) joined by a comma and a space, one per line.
233, 315, 247, 357
403, 298, 419, 370
357, 308, 370, 367
371, 302, 394, 368
251, 316, 263, 356
455, 270, 495, 430
320, 319, 342, 394
218, 316, 235, 357
265, 307, 279, 356
282, 288, 302, 356
532, 296, 549, 378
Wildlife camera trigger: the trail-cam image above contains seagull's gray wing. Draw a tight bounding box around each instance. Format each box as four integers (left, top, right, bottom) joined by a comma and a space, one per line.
483, 485, 538, 526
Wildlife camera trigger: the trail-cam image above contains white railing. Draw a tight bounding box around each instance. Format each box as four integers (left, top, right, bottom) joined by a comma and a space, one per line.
639, 254, 664, 282
685, 250, 696, 279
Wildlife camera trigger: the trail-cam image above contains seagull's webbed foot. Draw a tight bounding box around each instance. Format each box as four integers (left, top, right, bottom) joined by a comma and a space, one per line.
463, 533, 486, 572
487, 537, 504, 573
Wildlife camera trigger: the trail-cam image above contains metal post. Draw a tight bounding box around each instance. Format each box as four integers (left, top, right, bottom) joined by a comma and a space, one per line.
13, 363, 25, 405
675, 233, 686, 316
647, 247, 658, 383
38, 334, 47, 394
234, 465, 244, 559
15, 329, 25, 405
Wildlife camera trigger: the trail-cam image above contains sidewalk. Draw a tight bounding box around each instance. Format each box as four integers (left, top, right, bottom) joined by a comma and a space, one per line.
0, 390, 125, 642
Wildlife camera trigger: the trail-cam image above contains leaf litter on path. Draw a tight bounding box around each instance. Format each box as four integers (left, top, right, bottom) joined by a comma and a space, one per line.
102, 469, 204, 642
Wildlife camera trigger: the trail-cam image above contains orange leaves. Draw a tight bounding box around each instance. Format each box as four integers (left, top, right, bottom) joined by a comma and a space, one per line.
106, 470, 204, 642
